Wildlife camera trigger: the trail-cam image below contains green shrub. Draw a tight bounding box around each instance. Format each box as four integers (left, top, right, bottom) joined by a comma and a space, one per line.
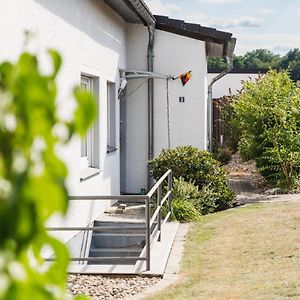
170, 199, 201, 222
172, 177, 200, 201
213, 147, 232, 165
221, 97, 241, 151
149, 146, 235, 214
159, 178, 201, 222
231, 70, 300, 189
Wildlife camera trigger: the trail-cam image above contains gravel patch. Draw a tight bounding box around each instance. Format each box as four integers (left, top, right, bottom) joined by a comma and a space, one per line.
68, 274, 160, 300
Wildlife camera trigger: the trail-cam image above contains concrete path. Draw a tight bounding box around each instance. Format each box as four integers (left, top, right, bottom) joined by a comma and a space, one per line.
229, 172, 300, 205
125, 223, 190, 300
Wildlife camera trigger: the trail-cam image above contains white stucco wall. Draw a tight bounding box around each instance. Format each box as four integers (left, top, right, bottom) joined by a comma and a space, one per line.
208, 73, 260, 98
0, 0, 127, 243
124, 25, 208, 193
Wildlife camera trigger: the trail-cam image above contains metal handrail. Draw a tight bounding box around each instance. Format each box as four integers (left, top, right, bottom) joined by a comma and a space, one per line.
47, 169, 172, 271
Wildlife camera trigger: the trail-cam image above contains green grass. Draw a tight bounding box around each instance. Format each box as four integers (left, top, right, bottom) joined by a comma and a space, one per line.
145, 201, 300, 300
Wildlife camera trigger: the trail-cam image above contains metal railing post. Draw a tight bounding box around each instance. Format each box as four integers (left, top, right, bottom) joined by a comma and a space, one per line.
157, 185, 162, 242
145, 196, 151, 271
168, 171, 172, 221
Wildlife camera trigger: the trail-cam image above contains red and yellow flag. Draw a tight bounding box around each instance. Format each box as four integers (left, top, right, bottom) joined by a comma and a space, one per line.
179, 70, 192, 86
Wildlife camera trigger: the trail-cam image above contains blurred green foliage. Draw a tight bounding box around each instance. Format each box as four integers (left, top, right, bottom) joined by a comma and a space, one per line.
0, 50, 96, 299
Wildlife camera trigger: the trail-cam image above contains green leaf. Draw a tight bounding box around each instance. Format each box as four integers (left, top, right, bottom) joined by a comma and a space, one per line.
73, 87, 97, 136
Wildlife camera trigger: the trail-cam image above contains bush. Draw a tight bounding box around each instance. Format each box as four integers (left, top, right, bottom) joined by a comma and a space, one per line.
221, 97, 241, 151
159, 178, 201, 222
169, 199, 201, 222
230, 70, 300, 189
213, 147, 232, 165
172, 177, 200, 201
149, 146, 235, 214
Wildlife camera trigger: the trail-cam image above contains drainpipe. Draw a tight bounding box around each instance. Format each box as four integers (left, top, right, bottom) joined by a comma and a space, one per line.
207, 37, 236, 152
147, 23, 155, 190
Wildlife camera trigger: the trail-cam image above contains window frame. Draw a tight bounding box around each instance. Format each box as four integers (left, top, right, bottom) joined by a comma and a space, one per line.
107, 81, 117, 154
80, 74, 100, 180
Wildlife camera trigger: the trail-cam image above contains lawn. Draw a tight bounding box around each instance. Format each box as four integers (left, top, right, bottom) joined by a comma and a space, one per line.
145, 201, 300, 300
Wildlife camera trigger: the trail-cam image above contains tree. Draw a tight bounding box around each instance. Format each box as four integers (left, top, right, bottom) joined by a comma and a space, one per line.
207, 57, 227, 68
242, 49, 280, 68
279, 49, 300, 81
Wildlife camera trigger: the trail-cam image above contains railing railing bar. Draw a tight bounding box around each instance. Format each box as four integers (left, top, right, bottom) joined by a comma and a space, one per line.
145, 197, 151, 271
161, 191, 171, 206
45, 257, 146, 262
150, 206, 161, 226
147, 170, 171, 198
150, 226, 159, 243
47, 226, 146, 231
69, 195, 148, 201
162, 212, 171, 225
168, 171, 172, 221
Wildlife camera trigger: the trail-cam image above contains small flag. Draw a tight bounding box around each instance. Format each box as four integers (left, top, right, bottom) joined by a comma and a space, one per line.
179, 70, 192, 86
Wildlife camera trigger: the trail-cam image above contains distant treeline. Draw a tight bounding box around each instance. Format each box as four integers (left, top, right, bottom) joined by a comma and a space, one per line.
208, 49, 300, 81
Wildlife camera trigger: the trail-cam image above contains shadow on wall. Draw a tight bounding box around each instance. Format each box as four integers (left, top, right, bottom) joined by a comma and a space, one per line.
34, 0, 125, 53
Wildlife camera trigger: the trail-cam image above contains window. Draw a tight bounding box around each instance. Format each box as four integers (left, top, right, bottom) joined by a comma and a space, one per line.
80, 75, 99, 179
107, 81, 117, 153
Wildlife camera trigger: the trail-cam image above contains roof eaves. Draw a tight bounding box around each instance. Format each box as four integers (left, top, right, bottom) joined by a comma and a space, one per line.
154, 15, 232, 44
104, 0, 155, 26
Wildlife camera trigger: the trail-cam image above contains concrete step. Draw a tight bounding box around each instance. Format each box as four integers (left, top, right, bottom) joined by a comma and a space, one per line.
89, 247, 142, 265
87, 257, 140, 265
91, 233, 145, 248
89, 247, 141, 257
92, 221, 146, 233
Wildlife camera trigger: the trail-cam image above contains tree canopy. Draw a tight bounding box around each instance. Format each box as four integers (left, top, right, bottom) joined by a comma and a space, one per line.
208, 48, 300, 81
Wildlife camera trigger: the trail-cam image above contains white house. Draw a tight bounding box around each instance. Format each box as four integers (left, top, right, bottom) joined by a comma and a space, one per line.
208, 68, 267, 98
0, 0, 235, 260
123, 15, 236, 193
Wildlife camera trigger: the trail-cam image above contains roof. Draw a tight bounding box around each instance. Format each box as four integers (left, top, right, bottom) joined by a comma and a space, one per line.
154, 15, 234, 57
208, 68, 269, 74
104, 0, 155, 26
104, 1, 235, 57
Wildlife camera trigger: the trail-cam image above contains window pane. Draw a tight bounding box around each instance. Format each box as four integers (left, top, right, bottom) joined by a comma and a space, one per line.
107, 82, 116, 148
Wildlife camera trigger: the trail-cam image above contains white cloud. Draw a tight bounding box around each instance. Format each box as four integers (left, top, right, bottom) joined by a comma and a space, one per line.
209, 16, 261, 28
198, 0, 242, 4
185, 14, 261, 29
260, 8, 277, 15
234, 34, 300, 55
145, 0, 181, 16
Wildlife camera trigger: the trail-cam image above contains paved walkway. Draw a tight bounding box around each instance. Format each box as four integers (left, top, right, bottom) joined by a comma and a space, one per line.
229, 172, 300, 205
125, 223, 190, 300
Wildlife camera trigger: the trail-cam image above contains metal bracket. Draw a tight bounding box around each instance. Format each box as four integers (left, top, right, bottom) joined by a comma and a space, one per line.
118, 69, 171, 100
119, 69, 170, 80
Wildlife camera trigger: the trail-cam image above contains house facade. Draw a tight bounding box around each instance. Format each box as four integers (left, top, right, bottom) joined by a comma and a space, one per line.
208, 68, 267, 98
0, 0, 235, 245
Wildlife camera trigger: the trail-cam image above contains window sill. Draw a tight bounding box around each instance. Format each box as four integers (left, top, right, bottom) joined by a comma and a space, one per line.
80, 167, 100, 182
107, 145, 118, 154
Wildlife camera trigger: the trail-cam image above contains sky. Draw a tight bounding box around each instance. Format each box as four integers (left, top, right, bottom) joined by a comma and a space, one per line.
144, 0, 300, 56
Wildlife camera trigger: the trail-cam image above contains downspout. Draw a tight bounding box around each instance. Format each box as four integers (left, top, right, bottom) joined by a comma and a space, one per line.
147, 23, 155, 190
207, 37, 236, 152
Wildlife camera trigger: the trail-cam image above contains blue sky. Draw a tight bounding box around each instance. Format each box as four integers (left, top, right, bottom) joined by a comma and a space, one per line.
145, 0, 300, 55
